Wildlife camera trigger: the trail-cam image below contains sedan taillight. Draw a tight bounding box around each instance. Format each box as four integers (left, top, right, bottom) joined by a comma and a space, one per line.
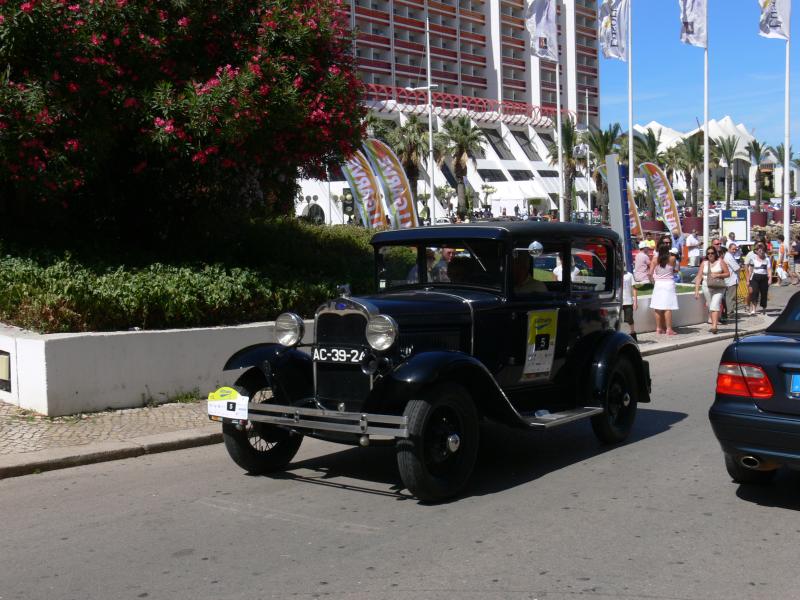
716, 362, 774, 399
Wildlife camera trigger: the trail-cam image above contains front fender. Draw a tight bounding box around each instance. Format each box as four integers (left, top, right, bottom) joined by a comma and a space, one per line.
588, 332, 651, 404
373, 351, 524, 426
224, 343, 312, 402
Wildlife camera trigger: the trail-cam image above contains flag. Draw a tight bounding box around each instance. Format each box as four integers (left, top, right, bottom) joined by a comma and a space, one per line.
598, 0, 630, 61
678, 0, 707, 48
362, 139, 419, 229
627, 184, 643, 238
639, 163, 682, 236
341, 150, 387, 229
525, 0, 558, 62
759, 0, 791, 40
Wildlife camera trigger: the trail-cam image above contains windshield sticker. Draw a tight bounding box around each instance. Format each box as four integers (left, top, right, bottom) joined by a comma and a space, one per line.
522, 309, 558, 381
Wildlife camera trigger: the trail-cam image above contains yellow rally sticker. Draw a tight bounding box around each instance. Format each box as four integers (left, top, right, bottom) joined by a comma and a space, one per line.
208, 387, 240, 401
522, 309, 558, 381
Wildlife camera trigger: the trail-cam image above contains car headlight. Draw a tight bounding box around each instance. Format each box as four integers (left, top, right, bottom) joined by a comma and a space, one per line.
365, 315, 398, 351
275, 312, 305, 347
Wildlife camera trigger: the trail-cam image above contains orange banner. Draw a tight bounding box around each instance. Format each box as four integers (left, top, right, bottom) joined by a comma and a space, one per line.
341, 150, 386, 228
627, 184, 642, 238
362, 138, 419, 229
639, 162, 682, 236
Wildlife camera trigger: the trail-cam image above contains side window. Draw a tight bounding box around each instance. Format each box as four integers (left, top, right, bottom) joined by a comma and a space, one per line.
571, 239, 614, 294
511, 240, 566, 296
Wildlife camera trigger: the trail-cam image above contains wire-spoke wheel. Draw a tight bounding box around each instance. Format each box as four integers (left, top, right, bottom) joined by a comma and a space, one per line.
222, 369, 302, 475
397, 383, 479, 502
591, 358, 638, 444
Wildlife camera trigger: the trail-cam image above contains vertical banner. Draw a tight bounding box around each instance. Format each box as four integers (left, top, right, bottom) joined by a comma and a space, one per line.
627, 184, 643, 239
639, 162, 683, 236
606, 154, 634, 272
759, 0, 791, 40
525, 0, 558, 61
678, 0, 707, 47
362, 139, 420, 229
341, 150, 386, 229
598, 0, 630, 61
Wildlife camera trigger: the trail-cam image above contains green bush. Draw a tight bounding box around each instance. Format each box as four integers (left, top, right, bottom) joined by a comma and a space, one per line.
0, 220, 377, 333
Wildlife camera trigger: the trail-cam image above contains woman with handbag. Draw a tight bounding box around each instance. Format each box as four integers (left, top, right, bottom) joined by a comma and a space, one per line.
694, 245, 730, 334
747, 243, 772, 315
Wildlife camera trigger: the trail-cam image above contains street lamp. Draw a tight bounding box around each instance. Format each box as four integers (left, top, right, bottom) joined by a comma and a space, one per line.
404, 9, 439, 226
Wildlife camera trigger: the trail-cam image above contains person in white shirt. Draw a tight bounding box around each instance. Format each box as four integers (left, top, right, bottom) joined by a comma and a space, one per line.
553, 257, 579, 282
622, 271, 638, 341
722, 241, 741, 323
685, 230, 701, 266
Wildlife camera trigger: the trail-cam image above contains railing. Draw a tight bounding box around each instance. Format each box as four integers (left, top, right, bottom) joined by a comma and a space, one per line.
363, 83, 576, 127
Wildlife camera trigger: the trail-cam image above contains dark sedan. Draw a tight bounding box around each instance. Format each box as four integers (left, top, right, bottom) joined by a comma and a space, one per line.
709, 292, 800, 483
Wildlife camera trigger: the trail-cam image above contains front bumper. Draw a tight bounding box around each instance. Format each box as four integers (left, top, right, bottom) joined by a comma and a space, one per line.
211, 400, 409, 439
709, 398, 800, 467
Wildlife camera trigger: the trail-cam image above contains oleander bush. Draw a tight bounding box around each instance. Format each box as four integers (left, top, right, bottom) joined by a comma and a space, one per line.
0, 0, 364, 237
0, 219, 376, 333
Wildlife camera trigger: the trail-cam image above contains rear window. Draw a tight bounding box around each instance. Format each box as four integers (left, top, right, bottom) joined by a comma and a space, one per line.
766, 293, 800, 333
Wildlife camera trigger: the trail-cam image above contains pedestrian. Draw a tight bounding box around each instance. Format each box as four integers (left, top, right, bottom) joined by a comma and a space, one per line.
671, 228, 685, 262
634, 241, 652, 285
747, 242, 772, 315
645, 231, 656, 249
686, 229, 701, 266
776, 234, 799, 285
721, 241, 741, 323
622, 269, 638, 341
649, 242, 680, 335
695, 244, 730, 334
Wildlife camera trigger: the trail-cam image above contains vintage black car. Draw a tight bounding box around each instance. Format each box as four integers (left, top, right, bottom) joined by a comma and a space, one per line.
709, 291, 800, 484
208, 222, 651, 501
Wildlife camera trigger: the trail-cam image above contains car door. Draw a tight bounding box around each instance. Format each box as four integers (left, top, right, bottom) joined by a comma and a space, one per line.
494, 237, 571, 390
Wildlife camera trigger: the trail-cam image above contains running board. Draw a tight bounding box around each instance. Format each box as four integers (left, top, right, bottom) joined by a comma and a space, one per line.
521, 407, 603, 429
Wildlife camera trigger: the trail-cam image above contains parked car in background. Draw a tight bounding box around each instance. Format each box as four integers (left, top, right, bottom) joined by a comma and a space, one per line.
209, 222, 651, 501
709, 292, 800, 484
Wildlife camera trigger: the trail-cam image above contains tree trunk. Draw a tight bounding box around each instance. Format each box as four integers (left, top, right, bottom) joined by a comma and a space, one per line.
456, 179, 466, 217
691, 172, 698, 215
756, 179, 762, 212
724, 168, 730, 210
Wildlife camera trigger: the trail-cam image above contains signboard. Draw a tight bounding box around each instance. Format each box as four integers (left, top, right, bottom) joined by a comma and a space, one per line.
720, 210, 751, 245
522, 309, 559, 381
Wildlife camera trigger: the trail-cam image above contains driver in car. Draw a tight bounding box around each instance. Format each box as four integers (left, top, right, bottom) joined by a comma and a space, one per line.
512, 253, 548, 295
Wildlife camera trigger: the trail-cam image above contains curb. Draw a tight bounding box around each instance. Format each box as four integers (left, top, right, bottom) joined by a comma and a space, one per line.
0, 425, 221, 480
640, 326, 768, 357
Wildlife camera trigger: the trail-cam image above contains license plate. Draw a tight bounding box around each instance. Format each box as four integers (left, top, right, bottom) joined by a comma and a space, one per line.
791, 373, 800, 394
313, 347, 366, 364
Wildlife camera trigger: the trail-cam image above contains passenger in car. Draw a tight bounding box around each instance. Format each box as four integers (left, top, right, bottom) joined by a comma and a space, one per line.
511, 253, 548, 295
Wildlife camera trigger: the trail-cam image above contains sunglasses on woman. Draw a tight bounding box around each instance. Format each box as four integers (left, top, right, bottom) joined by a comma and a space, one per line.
707, 252, 717, 257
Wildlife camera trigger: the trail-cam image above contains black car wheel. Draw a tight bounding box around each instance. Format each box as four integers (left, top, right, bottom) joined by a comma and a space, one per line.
723, 453, 777, 485
591, 358, 638, 444
396, 383, 479, 502
222, 369, 302, 475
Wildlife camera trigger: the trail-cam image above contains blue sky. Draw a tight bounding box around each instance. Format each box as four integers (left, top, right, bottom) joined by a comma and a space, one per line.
599, 0, 798, 148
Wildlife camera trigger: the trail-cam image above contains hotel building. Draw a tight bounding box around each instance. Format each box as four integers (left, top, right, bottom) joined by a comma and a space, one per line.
298, 0, 600, 224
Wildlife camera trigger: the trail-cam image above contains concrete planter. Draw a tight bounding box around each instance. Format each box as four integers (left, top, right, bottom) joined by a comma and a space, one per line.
630, 290, 708, 334
0, 321, 312, 417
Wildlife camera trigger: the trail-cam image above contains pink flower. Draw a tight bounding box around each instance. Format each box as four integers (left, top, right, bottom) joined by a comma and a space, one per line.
21, 2, 34, 12
177, 16, 189, 27
123, 97, 138, 108
66, 82, 79, 93
64, 139, 79, 152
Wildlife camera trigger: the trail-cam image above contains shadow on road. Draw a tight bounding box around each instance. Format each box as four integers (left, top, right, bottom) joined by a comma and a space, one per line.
735, 470, 800, 510
269, 407, 687, 503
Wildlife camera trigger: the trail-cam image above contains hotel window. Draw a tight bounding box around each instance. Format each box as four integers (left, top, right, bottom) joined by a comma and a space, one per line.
477, 169, 508, 182
481, 129, 515, 160
509, 170, 535, 181
511, 131, 542, 162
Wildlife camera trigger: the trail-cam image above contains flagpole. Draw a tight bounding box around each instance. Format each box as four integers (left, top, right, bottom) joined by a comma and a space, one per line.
783, 34, 791, 246
627, 0, 634, 218
556, 60, 565, 221
586, 88, 591, 213
702, 5, 709, 249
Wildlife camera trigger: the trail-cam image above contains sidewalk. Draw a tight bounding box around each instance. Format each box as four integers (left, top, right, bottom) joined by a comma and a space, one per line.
1, 285, 797, 479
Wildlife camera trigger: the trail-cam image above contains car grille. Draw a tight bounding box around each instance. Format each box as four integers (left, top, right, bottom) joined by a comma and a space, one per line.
314, 310, 370, 411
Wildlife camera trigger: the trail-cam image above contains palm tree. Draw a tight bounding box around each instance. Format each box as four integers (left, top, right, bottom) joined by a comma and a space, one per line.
677, 136, 703, 215
662, 146, 682, 198
435, 115, 487, 217
546, 119, 580, 220
633, 128, 664, 218
746, 140, 771, 212
386, 115, 428, 204
583, 122, 621, 221
712, 135, 743, 209
364, 112, 394, 142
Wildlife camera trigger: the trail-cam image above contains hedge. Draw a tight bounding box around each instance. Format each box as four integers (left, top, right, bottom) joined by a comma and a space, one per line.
0, 219, 376, 333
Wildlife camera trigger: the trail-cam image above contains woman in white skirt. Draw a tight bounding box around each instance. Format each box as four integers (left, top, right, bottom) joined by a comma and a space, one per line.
649, 243, 680, 335
694, 245, 730, 334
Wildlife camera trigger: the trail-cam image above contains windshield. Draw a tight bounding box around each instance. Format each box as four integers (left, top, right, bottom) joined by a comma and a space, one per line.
376, 240, 504, 291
